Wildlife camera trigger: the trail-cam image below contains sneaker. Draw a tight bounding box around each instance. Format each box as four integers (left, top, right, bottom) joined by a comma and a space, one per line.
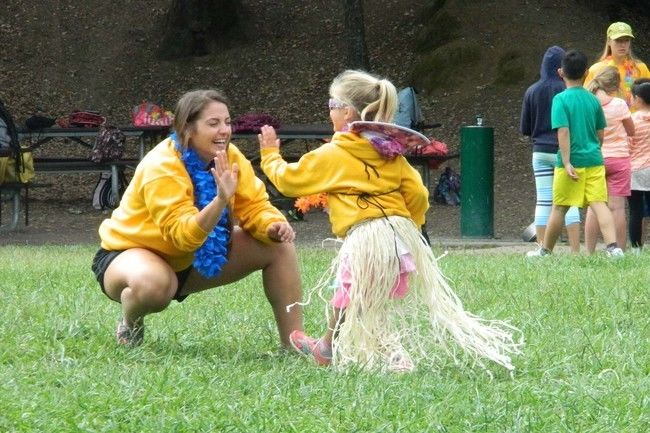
605, 246, 624, 258
387, 351, 415, 373
289, 330, 332, 366
526, 246, 551, 257
116, 318, 145, 346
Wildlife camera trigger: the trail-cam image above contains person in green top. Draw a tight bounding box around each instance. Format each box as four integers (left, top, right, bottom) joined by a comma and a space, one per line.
528, 50, 623, 257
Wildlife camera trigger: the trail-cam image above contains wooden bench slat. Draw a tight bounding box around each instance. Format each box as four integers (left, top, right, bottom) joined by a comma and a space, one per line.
33, 158, 139, 172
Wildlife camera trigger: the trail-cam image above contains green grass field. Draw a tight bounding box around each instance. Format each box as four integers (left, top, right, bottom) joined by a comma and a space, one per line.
0, 245, 648, 432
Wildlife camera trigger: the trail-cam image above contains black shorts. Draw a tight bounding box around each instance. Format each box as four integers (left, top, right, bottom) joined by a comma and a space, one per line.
91, 248, 192, 302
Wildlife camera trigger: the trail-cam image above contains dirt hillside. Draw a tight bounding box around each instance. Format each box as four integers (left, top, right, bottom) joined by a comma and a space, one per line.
1, 0, 648, 242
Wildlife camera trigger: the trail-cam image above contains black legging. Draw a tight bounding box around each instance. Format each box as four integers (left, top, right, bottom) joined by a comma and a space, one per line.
627, 190, 650, 247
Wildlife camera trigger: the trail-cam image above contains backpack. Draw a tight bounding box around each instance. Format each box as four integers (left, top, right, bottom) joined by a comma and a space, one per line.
0, 99, 34, 185
0, 100, 17, 152
92, 171, 127, 210
132, 102, 174, 126
232, 112, 281, 133
394, 87, 424, 129
24, 115, 56, 130
433, 166, 461, 206
91, 125, 126, 163
410, 139, 449, 169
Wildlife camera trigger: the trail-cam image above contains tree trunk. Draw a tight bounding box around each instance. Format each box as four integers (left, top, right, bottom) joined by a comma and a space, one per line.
343, 0, 370, 70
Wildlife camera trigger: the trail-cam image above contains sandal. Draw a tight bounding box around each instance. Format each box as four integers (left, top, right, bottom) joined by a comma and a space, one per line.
115, 318, 145, 346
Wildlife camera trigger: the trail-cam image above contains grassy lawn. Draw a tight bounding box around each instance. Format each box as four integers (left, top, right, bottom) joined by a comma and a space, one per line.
0, 245, 647, 432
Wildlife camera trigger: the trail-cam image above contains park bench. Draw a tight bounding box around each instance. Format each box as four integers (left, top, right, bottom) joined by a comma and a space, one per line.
3, 123, 456, 231
0, 126, 169, 231
17, 126, 168, 196
232, 122, 457, 192
0, 181, 52, 231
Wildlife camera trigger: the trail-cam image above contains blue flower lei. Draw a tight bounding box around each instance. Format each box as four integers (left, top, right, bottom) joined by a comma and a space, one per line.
172, 133, 230, 278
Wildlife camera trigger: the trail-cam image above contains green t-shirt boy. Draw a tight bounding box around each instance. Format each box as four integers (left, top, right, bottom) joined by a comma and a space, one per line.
551, 86, 607, 168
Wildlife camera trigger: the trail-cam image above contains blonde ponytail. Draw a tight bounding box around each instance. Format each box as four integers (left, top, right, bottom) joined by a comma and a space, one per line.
587, 65, 620, 94
330, 70, 398, 123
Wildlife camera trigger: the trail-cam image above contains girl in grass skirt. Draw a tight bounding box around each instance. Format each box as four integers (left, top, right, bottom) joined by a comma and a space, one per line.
259, 70, 523, 372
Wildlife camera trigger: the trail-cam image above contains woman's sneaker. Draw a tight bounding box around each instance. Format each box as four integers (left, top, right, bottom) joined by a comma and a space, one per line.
605, 246, 624, 258
116, 318, 145, 346
289, 330, 332, 366
526, 246, 551, 257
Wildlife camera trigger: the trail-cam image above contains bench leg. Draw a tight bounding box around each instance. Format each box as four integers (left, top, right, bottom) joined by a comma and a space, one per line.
24, 185, 30, 226
139, 136, 145, 159
2, 188, 30, 229
111, 165, 120, 202
12, 190, 20, 229
1, 190, 21, 231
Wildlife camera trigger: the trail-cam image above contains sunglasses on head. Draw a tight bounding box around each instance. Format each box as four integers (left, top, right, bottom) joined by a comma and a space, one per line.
328, 98, 348, 110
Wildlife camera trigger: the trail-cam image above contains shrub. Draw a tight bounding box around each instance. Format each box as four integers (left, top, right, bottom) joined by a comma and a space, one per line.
494, 50, 526, 85
411, 41, 482, 92
413, 11, 461, 53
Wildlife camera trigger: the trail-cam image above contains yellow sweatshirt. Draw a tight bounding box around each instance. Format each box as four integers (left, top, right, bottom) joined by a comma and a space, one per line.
585, 59, 650, 108
99, 137, 286, 271
261, 131, 429, 238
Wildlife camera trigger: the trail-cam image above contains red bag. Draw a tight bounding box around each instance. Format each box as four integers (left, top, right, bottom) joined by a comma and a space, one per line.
412, 139, 448, 169
57, 111, 106, 128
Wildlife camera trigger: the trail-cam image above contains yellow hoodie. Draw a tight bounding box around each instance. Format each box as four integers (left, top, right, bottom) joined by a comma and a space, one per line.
99, 137, 285, 271
261, 131, 429, 237
585, 59, 650, 109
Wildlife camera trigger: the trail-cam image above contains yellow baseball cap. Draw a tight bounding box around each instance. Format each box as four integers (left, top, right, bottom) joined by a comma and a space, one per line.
607, 22, 634, 40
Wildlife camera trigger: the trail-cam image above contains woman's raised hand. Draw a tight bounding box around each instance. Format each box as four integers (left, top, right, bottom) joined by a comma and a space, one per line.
258, 125, 281, 150
211, 151, 239, 201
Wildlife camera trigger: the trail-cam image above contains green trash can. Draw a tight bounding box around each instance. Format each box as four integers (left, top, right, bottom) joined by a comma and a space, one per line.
460, 120, 494, 238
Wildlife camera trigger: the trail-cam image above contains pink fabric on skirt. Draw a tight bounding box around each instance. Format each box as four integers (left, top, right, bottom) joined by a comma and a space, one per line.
330, 253, 416, 308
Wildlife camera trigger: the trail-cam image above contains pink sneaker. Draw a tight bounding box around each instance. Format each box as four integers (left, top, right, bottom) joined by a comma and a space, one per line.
289, 330, 332, 366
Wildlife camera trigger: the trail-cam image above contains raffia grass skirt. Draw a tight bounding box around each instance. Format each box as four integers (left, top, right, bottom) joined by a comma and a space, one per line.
315, 216, 523, 372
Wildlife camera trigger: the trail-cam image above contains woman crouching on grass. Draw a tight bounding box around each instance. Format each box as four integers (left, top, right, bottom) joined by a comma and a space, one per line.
91, 89, 304, 348
259, 69, 523, 373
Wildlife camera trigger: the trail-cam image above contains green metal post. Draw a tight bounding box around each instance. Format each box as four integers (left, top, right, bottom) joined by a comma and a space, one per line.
460, 122, 494, 238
